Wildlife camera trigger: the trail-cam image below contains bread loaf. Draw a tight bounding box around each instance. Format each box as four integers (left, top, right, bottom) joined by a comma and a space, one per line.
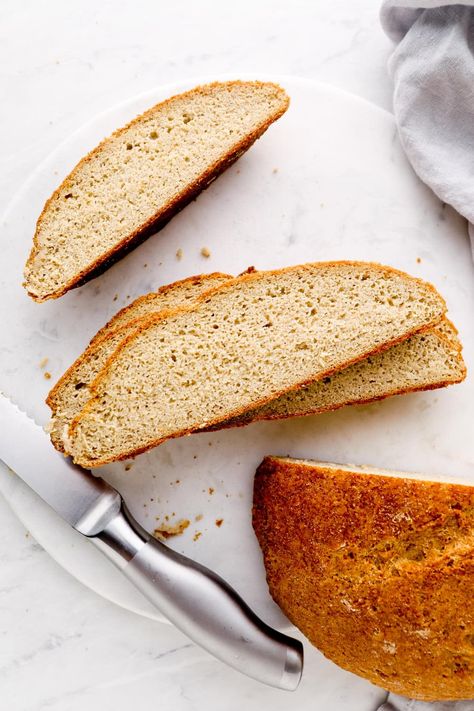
253, 456, 474, 701
24, 81, 289, 301
65, 261, 447, 467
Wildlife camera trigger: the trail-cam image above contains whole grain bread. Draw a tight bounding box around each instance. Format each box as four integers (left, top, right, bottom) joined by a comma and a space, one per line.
48, 274, 464, 453
214, 320, 465, 428
24, 81, 289, 301
65, 261, 447, 467
253, 456, 474, 701
47, 273, 231, 451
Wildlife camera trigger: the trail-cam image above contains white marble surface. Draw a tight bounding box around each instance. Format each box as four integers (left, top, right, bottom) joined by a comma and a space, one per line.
0, 2, 402, 709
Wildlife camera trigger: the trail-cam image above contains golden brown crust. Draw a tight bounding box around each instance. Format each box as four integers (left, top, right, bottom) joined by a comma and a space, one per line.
69, 261, 447, 467
253, 457, 474, 701
24, 81, 289, 302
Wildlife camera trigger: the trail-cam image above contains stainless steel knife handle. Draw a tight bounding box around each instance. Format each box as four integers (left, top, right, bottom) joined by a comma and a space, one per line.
90, 501, 303, 691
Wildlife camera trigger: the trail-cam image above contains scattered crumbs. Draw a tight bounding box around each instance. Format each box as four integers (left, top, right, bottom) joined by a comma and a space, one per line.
113, 294, 118, 301
165, 515, 169, 521
193, 455, 197, 460
124, 462, 133, 471
193, 531, 202, 542
416, 257, 422, 264
176, 248, 183, 260
195, 514, 203, 522
236, 169, 240, 174
200, 246, 211, 258
154, 519, 190, 540
143, 263, 148, 268
175, 479, 180, 484
25, 531, 29, 538
208, 441, 212, 447
208, 487, 215, 495
225, 493, 230, 498
272, 168, 278, 174
143, 503, 147, 508
172, 512, 175, 517
320, 202, 324, 208
43, 371, 51, 380
126, 294, 130, 299
215, 518, 224, 528
150, 497, 154, 502
39, 357, 49, 369
159, 261, 163, 266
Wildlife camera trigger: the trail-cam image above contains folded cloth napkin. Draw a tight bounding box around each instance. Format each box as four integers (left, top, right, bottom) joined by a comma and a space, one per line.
379, 695, 474, 710
380, 1, 474, 257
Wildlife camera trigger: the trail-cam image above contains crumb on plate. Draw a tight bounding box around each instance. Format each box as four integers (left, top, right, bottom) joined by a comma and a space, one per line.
154, 519, 190, 540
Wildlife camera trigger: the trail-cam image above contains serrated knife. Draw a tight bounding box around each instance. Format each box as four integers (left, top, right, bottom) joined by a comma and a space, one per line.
0, 392, 303, 690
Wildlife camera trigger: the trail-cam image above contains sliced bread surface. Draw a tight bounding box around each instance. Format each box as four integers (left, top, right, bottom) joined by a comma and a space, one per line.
215, 321, 465, 428
47, 273, 231, 451
48, 276, 464, 453
24, 81, 289, 301
47, 270, 464, 453
66, 261, 447, 467
253, 456, 474, 701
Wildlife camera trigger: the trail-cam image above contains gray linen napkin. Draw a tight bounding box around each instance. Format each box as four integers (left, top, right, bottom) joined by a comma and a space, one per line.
380, 1, 474, 257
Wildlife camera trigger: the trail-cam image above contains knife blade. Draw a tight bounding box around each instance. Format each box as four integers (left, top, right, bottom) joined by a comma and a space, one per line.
0, 393, 120, 535
0, 392, 303, 690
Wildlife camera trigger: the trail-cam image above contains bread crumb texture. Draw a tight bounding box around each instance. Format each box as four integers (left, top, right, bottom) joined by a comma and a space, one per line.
24, 81, 289, 301
253, 456, 474, 701
47, 273, 231, 452
67, 262, 447, 467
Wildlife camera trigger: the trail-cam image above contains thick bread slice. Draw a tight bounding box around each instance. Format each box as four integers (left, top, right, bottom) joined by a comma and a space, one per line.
47, 273, 231, 451
48, 282, 464, 453
214, 321, 465, 429
253, 456, 474, 701
24, 81, 289, 301
67, 261, 447, 467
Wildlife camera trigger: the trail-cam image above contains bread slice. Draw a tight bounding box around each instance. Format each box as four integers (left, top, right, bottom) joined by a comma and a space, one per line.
215, 320, 465, 428
23, 81, 289, 301
48, 268, 464, 453
253, 456, 474, 701
47, 267, 463, 454
47, 272, 231, 452
65, 261, 447, 467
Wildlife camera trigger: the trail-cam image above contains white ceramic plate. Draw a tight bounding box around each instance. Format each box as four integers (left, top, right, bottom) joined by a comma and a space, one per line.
1, 75, 473, 635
